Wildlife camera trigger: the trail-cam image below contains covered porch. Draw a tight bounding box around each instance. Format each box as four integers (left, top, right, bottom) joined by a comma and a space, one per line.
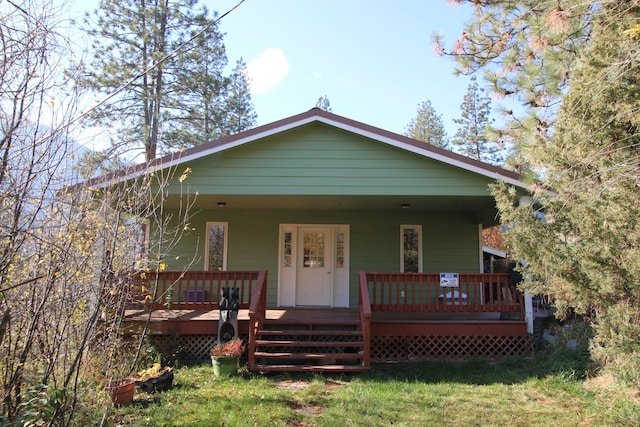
122, 270, 531, 372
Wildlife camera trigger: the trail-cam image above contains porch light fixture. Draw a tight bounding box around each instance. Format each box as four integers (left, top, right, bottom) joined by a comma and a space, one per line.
401, 204, 411, 209
217, 202, 226, 208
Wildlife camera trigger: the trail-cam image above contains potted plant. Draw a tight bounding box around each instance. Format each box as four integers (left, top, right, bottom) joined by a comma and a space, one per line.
133, 363, 174, 392
210, 337, 245, 377
106, 377, 136, 405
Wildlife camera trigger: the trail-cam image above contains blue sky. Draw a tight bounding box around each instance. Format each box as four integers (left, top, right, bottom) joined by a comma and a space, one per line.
70, 0, 479, 139
215, 0, 476, 136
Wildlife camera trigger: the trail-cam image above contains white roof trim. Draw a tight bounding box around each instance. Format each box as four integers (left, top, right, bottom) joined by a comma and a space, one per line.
99, 110, 529, 190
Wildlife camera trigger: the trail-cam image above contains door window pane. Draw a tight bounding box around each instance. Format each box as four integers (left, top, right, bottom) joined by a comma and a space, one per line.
303, 231, 324, 268
336, 231, 344, 268
283, 232, 292, 267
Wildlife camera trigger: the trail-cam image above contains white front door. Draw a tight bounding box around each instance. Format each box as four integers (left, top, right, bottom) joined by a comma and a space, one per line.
278, 224, 350, 308
295, 227, 332, 307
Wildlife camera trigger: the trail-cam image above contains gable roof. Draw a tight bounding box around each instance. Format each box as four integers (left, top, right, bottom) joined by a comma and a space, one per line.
82, 108, 528, 189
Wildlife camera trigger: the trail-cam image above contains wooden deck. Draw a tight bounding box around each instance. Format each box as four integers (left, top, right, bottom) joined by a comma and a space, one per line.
122, 307, 530, 366
122, 308, 361, 335
123, 307, 520, 332
120, 271, 532, 371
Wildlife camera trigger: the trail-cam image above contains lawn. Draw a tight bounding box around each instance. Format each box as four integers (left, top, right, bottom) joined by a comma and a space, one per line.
87, 350, 640, 427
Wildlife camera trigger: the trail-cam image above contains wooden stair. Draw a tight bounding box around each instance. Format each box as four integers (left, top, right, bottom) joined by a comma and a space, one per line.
253, 315, 368, 373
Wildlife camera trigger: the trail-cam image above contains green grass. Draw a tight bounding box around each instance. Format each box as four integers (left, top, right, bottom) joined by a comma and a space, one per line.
82, 355, 640, 427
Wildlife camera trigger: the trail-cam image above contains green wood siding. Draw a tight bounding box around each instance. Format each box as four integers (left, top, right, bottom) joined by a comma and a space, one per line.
159, 209, 482, 307
146, 120, 503, 307
166, 123, 495, 197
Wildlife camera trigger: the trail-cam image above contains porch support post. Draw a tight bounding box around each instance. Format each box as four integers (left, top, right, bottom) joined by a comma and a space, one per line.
519, 196, 535, 334
477, 224, 483, 273
524, 289, 534, 334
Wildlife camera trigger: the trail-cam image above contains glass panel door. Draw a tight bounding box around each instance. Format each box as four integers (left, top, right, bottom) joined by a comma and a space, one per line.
296, 227, 332, 306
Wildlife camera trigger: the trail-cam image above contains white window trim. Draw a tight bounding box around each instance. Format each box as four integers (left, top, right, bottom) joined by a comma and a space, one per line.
400, 224, 423, 273
205, 221, 228, 271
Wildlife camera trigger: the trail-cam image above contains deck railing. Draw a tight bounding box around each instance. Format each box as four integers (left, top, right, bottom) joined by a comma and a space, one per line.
358, 272, 372, 368
131, 270, 266, 311
361, 272, 523, 314
248, 271, 268, 371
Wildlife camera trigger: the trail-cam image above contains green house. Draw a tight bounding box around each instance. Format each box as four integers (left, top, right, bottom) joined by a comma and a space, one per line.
122, 108, 526, 308
103, 108, 533, 369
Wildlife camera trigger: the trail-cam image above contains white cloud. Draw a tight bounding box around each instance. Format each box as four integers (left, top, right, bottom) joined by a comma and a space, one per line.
246, 48, 290, 95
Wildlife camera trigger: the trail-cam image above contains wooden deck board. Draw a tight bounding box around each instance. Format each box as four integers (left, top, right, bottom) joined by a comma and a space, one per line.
124, 308, 520, 323
124, 308, 359, 323
122, 308, 526, 337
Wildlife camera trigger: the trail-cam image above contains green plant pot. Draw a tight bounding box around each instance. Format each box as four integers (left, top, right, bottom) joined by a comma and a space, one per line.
211, 356, 239, 377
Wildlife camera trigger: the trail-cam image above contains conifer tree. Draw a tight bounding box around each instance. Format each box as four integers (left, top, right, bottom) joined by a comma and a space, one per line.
434, 0, 591, 175
163, 16, 228, 149
452, 76, 502, 165
441, 0, 640, 383
222, 59, 257, 136
405, 100, 449, 149
82, 0, 256, 161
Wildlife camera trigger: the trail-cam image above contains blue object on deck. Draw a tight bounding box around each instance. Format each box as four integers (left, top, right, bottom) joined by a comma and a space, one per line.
183, 289, 207, 303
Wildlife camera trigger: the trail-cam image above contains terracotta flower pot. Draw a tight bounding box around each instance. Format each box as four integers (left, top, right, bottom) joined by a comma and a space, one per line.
108, 377, 136, 405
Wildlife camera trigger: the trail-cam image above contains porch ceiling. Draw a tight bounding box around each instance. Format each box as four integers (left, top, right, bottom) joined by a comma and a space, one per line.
167, 194, 500, 223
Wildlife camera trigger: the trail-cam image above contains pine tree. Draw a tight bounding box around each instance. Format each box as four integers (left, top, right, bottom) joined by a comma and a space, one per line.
447, 1, 640, 383
404, 100, 448, 149
452, 77, 502, 165
222, 59, 257, 136
82, 0, 256, 161
164, 16, 229, 149
434, 1, 592, 175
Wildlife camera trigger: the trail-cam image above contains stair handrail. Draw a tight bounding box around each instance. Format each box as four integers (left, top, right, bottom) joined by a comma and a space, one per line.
358, 271, 372, 368
248, 270, 268, 371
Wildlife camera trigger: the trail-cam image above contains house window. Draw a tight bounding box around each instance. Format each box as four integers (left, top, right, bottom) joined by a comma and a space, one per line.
401, 225, 422, 273
206, 222, 228, 271
336, 231, 345, 268
283, 232, 292, 267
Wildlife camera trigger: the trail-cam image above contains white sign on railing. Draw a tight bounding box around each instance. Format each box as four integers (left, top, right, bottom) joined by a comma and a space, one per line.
439, 272, 459, 288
